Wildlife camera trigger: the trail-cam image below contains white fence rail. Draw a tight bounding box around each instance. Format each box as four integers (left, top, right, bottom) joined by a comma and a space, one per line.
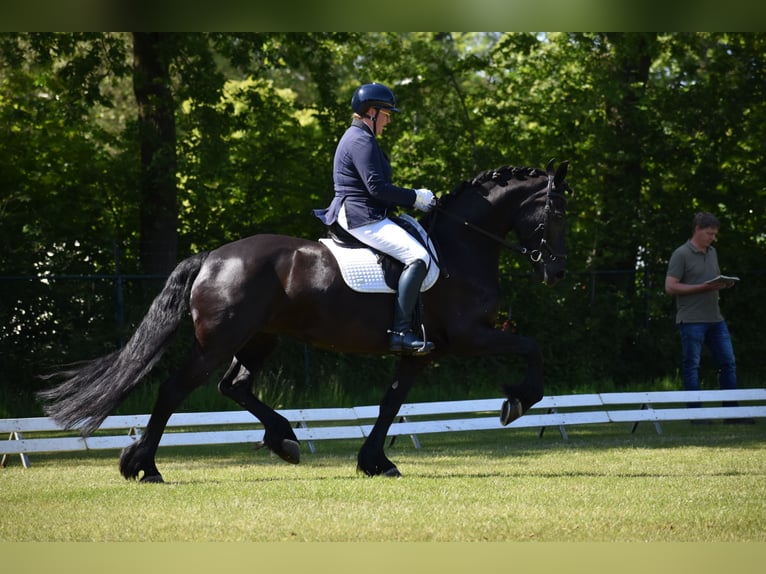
2, 389, 764, 468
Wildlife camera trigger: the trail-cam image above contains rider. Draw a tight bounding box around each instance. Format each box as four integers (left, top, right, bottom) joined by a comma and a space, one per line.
313, 82, 436, 355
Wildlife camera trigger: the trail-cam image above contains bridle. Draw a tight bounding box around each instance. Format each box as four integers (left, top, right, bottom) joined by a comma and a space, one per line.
431, 172, 567, 265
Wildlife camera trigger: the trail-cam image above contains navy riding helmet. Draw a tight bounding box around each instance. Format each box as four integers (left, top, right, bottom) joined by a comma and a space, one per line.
351, 82, 400, 115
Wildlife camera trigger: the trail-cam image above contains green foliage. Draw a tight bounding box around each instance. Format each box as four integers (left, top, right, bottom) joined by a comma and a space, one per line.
1, 33, 765, 417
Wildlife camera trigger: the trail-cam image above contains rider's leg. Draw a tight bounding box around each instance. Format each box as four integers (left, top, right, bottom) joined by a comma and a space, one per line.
338, 206, 434, 355
388, 258, 434, 354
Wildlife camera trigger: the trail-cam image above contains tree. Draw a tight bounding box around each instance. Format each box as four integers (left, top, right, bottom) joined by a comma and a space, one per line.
132, 33, 179, 275
2, 33, 766, 416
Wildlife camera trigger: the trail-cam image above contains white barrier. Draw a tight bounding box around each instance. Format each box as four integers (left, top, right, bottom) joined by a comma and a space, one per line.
2, 389, 764, 468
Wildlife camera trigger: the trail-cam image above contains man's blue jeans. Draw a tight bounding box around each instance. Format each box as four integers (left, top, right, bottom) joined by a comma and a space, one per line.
678, 321, 737, 405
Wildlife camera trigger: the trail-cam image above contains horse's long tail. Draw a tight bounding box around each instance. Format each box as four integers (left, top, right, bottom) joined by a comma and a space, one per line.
37, 251, 210, 435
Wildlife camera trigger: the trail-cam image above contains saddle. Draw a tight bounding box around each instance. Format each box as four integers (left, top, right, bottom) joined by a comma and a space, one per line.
319, 214, 441, 294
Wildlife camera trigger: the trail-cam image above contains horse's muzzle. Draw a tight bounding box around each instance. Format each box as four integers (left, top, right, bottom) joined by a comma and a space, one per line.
542, 264, 566, 286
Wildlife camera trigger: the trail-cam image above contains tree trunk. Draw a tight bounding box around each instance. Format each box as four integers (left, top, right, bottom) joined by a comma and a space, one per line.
597, 32, 658, 297
132, 32, 178, 275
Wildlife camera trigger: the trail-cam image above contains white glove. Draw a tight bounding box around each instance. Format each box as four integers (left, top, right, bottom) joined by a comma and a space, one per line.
413, 188, 436, 212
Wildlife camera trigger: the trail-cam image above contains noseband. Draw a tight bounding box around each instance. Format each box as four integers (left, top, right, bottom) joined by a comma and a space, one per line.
520, 173, 567, 264
432, 172, 566, 265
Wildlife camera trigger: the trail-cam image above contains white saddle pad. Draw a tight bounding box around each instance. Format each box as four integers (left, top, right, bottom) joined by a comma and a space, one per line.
319, 214, 440, 294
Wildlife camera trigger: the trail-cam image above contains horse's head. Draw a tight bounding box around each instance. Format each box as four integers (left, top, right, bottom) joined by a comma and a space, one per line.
431, 161, 569, 285
513, 160, 569, 285
464, 161, 568, 285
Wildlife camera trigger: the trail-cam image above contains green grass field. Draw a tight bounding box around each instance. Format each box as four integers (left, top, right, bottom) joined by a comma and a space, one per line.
2, 420, 765, 542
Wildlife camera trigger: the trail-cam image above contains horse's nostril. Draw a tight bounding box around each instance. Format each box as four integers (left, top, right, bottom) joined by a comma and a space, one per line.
544, 268, 566, 286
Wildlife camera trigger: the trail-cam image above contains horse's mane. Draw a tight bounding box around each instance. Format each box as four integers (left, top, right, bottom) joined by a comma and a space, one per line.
467, 165, 546, 189
419, 166, 548, 227
443, 165, 546, 203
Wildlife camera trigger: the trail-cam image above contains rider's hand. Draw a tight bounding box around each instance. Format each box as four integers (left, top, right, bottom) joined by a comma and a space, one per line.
413, 188, 436, 212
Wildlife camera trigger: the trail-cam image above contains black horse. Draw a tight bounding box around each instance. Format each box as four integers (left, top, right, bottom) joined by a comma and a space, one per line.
38, 161, 570, 481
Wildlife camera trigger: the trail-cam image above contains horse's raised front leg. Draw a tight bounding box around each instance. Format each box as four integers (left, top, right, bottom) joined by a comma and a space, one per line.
357, 356, 430, 478
459, 327, 545, 426
489, 330, 544, 426
218, 346, 300, 465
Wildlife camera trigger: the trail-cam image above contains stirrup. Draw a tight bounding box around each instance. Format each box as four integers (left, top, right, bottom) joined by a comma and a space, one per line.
388, 327, 434, 355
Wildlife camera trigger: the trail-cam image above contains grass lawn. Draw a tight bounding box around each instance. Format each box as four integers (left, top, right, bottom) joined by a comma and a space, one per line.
2, 419, 765, 542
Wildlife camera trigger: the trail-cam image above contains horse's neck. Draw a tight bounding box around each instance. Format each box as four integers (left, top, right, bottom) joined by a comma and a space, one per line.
434, 221, 502, 278
434, 176, 543, 274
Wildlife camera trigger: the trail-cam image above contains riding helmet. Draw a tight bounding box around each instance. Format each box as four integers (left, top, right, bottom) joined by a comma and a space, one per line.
351, 83, 400, 114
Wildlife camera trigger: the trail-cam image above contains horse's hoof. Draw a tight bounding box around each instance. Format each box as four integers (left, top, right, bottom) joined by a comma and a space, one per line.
255, 439, 300, 464
381, 467, 402, 479
140, 473, 164, 483
355, 465, 402, 478
356, 464, 374, 477
278, 439, 301, 464
500, 398, 523, 426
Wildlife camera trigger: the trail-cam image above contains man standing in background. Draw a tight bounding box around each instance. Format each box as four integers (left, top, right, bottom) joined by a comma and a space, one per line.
665, 211, 752, 424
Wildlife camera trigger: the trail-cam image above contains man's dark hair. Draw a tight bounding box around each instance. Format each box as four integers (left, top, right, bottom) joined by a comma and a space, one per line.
693, 211, 720, 231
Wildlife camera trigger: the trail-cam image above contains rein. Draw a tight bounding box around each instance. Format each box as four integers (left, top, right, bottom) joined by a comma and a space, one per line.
433, 202, 528, 255
431, 173, 566, 264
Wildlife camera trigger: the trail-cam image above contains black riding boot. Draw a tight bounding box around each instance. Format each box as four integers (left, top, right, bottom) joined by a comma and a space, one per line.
388, 260, 435, 355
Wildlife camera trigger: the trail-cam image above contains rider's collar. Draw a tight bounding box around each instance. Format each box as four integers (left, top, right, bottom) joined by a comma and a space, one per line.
352, 118, 374, 136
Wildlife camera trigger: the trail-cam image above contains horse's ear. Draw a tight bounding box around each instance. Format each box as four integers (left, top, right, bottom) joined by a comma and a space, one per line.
554, 160, 569, 190
546, 158, 556, 173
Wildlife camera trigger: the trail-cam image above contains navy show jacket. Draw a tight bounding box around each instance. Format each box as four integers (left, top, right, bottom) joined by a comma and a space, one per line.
314, 119, 416, 229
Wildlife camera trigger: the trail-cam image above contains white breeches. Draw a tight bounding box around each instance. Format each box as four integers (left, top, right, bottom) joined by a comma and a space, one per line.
338, 204, 430, 266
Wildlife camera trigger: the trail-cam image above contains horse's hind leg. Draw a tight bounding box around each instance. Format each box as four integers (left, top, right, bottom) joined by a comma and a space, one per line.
218, 337, 300, 464
120, 342, 220, 482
